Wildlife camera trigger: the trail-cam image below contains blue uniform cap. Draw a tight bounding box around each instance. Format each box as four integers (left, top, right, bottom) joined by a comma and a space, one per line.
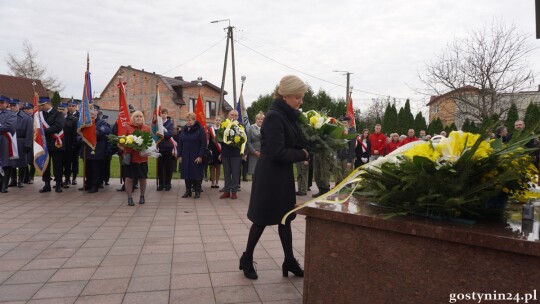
38, 96, 51, 104
8, 99, 20, 105
92, 104, 100, 110
0, 95, 10, 103
57, 102, 68, 109
22, 102, 34, 109
68, 99, 78, 105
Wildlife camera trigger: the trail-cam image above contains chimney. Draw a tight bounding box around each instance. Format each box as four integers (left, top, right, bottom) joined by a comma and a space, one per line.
174, 76, 184, 81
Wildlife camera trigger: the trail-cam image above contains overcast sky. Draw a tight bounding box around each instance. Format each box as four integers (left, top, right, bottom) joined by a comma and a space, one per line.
0, 0, 539, 115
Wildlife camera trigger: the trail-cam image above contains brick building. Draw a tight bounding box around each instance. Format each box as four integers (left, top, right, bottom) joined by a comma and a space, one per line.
0, 74, 48, 102
95, 66, 232, 128
428, 85, 540, 128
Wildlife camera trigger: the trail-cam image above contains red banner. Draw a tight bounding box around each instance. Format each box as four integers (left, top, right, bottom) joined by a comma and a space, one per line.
116, 82, 130, 136
195, 92, 208, 139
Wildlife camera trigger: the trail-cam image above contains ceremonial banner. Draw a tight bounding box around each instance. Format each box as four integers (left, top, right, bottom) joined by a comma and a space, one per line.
346, 96, 356, 129
116, 82, 130, 136
151, 85, 164, 144
194, 91, 208, 139
33, 93, 49, 174
77, 70, 96, 150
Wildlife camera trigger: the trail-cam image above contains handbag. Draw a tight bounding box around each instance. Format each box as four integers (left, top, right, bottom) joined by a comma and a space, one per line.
121, 153, 131, 166
203, 149, 213, 164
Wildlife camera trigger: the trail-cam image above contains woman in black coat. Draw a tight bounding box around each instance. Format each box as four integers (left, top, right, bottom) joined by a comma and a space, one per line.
240, 75, 310, 280
177, 112, 207, 198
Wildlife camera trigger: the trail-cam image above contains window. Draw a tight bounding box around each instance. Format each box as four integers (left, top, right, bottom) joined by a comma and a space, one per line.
188, 98, 196, 113
206, 101, 216, 118
432, 105, 439, 114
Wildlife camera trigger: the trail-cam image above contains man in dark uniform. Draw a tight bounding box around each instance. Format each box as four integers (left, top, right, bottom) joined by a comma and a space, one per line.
0, 95, 17, 193
67, 99, 80, 185
8, 99, 33, 188
80, 105, 111, 193
58, 102, 78, 188
101, 114, 113, 186
21, 103, 35, 184
38, 96, 66, 193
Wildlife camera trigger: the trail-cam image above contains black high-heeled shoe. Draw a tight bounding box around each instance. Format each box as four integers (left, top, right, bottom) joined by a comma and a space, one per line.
128, 198, 134, 206
139, 196, 145, 204
181, 191, 192, 198
239, 252, 258, 280
194, 192, 200, 199
282, 258, 304, 277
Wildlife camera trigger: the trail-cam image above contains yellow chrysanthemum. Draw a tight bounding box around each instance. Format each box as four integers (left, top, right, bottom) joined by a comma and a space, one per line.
126, 136, 133, 144
309, 116, 319, 126
118, 138, 126, 144
234, 135, 241, 143
403, 143, 441, 162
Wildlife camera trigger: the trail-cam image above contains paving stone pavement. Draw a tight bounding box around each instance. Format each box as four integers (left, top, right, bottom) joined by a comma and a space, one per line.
0, 179, 312, 304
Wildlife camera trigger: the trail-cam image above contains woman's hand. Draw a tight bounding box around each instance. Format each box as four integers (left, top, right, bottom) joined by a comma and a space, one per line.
195, 157, 202, 164
254, 151, 261, 157
178, 157, 182, 163
302, 149, 309, 160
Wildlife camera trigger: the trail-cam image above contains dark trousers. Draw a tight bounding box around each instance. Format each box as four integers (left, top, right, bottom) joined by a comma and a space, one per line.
24, 163, 35, 183
42, 150, 63, 184
1, 166, 12, 191
157, 151, 175, 187
222, 156, 241, 192
241, 157, 248, 179
85, 159, 104, 190
103, 154, 112, 183
62, 149, 77, 182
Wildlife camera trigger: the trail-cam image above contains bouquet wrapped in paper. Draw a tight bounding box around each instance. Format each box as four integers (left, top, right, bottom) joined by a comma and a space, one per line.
216, 119, 247, 154
107, 130, 160, 158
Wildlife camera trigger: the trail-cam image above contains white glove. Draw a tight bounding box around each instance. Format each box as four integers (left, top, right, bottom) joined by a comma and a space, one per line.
361, 157, 368, 163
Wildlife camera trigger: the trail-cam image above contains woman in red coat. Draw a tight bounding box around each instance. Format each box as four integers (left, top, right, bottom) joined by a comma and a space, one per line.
386, 133, 401, 154
121, 111, 151, 206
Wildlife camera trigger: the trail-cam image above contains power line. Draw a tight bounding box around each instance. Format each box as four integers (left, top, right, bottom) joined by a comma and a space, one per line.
161, 36, 226, 76
234, 39, 412, 101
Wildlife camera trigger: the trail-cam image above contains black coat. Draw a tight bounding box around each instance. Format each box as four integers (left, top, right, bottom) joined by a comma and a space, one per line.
247, 99, 308, 226
354, 137, 371, 167
63, 114, 78, 152
15, 111, 33, 167
177, 121, 207, 180
41, 108, 66, 151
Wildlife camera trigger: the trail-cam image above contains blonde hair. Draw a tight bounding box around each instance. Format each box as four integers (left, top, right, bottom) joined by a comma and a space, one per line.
130, 111, 144, 124
274, 75, 307, 98
255, 111, 265, 120
186, 112, 196, 120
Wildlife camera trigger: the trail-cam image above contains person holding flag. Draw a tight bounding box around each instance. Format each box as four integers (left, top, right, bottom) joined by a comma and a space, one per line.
0, 95, 17, 193
21, 103, 36, 184
77, 63, 97, 192
38, 96, 66, 193
156, 108, 176, 191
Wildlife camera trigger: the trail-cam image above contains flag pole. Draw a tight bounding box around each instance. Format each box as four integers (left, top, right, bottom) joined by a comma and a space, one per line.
82, 53, 89, 191
155, 83, 159, 188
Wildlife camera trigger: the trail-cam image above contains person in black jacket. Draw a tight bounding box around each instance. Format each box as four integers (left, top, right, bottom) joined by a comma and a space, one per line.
38, 97, 66, 193
66, 99, 80, 185
79, 105, 111, 193
157, 109, 176, 191
57, 103, 78, 188
240, 75, 310, 280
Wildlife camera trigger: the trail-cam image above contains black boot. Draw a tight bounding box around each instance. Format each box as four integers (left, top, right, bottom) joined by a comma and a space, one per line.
239, 252, 258, 280
17, 173, 24, 188
194, 180, 201, 198
311, 188, 329, 198
156, 185, 164, 191
282, 258, 304, 277
181, 191, 192, 198
55, 182, 63, 193
39, 182, 52, 193
139, 196, 145, 204
194, 192, 200, 199
128, 198, 134, 206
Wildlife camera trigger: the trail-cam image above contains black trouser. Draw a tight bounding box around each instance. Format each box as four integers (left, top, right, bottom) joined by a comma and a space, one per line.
85, 159, 104, 190
62, 149, 77, 182
157, 151, 175, 187
103, 154, 112, 183
24, 162, 35, 183
1, 166, 12, 191
242, 157, 248, 179
42, 150, 63, 183
9, 167, 26, 184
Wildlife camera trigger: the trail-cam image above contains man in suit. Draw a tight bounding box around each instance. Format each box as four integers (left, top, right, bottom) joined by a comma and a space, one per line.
0, 95, 17, 193
38, 96, 66, 193
7, 99, 33, 188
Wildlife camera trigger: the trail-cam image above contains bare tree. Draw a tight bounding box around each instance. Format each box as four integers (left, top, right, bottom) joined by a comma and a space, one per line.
5, 39, 64, 92
419, 20, 536, 125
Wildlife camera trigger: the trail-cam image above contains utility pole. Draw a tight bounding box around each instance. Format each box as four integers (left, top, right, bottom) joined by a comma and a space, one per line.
212, 19, 237, 115
333, 70, 353, 102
